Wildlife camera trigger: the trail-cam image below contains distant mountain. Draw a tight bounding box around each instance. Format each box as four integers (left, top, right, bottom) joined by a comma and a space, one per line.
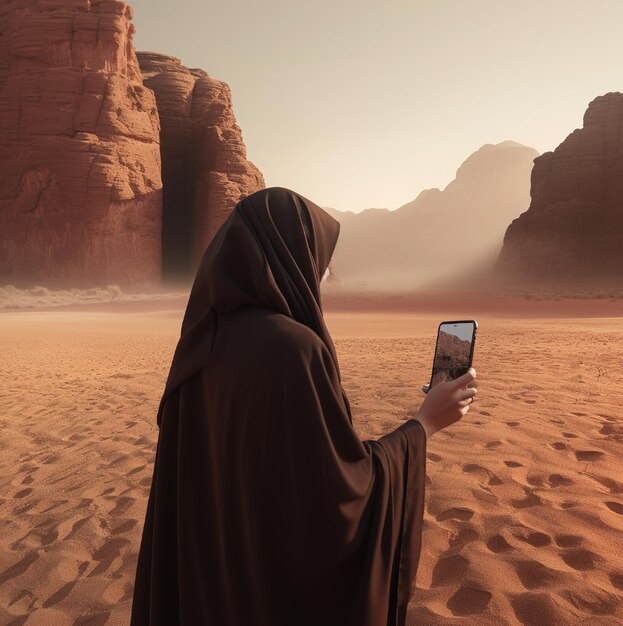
323, 140, 539, 293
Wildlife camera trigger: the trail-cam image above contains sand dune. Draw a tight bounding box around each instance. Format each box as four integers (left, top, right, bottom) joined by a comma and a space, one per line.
0, 284, 189, 311
0, 299, 622, 624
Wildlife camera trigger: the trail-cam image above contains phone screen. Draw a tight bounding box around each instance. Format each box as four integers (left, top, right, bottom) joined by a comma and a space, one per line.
429, 320, 477, 389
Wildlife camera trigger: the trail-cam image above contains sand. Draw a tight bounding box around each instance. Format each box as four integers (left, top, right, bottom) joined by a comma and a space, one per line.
1, 297, 622, 625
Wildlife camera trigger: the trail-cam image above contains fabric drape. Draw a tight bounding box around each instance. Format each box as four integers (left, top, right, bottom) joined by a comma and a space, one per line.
130, 186, 427, 626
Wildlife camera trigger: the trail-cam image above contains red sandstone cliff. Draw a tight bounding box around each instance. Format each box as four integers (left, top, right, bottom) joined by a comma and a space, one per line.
0, 0, 163, 289
435, 330, 471, 368
136, 52, 265, 282
494, 93, 623, 291
430, 329, 472, 386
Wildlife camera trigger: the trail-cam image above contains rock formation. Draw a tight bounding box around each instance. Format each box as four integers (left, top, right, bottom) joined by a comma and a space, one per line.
494, 92, 623, 291
436, 330, 471, 370
431, 330, 471, 387
137, 52, 265, 283
324, 141, 538, 293
0, 0, 163, 289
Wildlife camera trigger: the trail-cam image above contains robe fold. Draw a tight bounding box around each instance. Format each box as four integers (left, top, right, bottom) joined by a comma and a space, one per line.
130, 187, 427, 626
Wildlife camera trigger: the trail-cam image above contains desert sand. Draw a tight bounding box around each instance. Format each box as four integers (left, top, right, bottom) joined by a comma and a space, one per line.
1, 297, 622, 625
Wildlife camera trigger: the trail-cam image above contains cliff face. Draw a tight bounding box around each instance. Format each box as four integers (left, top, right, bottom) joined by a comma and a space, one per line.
0, 0, 163, 289
137, 52, 265, 282
494, 93, 623, 289
430, 330, 471, 387
436, 330, 471, 369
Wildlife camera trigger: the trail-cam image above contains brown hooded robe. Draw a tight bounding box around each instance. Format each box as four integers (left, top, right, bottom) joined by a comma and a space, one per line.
130, 186, 427, 626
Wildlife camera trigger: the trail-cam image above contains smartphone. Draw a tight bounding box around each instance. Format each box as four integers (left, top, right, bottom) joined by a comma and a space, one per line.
428, 320, 477, 390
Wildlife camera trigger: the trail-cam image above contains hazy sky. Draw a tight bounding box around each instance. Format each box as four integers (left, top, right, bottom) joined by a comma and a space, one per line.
441, 323, 474, 342
131, 1, 623, 213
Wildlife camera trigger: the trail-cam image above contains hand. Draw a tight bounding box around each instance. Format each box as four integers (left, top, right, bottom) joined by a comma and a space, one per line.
415, 368, 477, 438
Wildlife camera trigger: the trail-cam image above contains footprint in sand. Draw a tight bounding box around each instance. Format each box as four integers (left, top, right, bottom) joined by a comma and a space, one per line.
64, 517, 91, 541
560, 587, 619, 616
41, 453, 61, 465
480, 410, 492, 416
73, 611, 111, 626
431, 553, 469, 587
462, 464, 503, 486
426, 452, 442, 462
504, 460, 523, 468
485, 440, 503, 449
513, 530, 551, 547
548, 441, 567, 451
605, 501, 623, 515
610, 572, 623, 590
486, 534, 513, 553
571, 411, 587, 416
40, 500, 69, 516
111, 519, 138, 535
12, 523, 58, 549
555, 534, 583, 548
447, 527, 480, 552
110, 495, 135, 517
511, 487, 542, 509
42, 580, 78, 608
599, 423, 623, 439
89, 537, 131, 577
511, 592, 566, 626
505, 421, 520, 427
574, 450, 604, 461
548, 473, 574, 487
436, 507, 475, 522
471, 488, 498, 505
446, 585, 492, 615
8, 588, 32, 610
13, 499, 39, 515
559, 548, 598, 571
512, 559, 558, 589
561, 432, 578, 439
587, 474, 623, 493
0, 551, 39, 586
525, 475, 544, 487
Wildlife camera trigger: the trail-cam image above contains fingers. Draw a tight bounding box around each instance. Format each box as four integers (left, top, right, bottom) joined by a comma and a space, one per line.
458, 396, 475, 407
458, 386, 477, 401
460, 394, 476, 408
453, 367, 476, 388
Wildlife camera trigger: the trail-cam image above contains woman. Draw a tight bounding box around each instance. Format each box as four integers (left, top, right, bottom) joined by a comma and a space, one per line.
130, 186, 477, 626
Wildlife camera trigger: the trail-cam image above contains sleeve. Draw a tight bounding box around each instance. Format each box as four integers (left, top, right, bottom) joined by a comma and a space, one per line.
255, 333, 427, 624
